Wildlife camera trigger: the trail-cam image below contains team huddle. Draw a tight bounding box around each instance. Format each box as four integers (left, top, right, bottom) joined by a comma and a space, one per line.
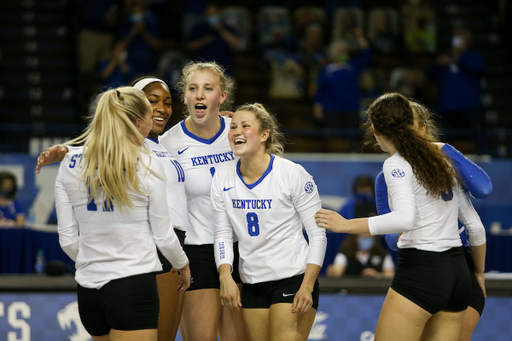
37, 60, 489, 341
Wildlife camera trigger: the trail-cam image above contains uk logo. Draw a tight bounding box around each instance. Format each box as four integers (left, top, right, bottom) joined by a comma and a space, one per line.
391, 169, 405, 178
304, 181, 314, 194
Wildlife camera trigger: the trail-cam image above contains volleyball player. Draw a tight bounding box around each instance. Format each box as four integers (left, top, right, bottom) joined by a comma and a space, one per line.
131, 77, 189, 341
158, 61, 246, 341
378, 101, 490, 341
212, 103, 327, 341
54, 87, 190, 341
315, 93, 486, 341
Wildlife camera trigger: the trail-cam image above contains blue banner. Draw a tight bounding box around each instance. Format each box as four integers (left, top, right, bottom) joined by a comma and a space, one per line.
1, 293, 510, 340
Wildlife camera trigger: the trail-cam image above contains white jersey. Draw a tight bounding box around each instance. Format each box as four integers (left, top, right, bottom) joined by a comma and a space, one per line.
145, 137, 188, 231
369, 153, 486, 252
160, 116, 235, 245
212, 155, 327, 284
55, 147, 188, 289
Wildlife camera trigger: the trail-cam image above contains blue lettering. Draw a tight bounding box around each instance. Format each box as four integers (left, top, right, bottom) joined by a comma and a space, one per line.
201, 156, 208, 165
191, 157, 199, 166
231, 199, 273, 210
207, 155, 215, 164
213, 154, 220, 163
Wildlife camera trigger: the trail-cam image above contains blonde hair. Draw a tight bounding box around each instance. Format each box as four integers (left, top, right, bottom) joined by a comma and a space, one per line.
409, 101, 441, 142
176, 61, 235, 116
235, 103, 285, 156
66, 87, 152, 211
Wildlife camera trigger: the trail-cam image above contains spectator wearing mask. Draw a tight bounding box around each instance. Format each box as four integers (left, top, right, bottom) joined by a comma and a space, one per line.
427, 27, 485, 148
338, 175, 378, 220
326, 233, 395, 278
98, 41, 137, 88
314, 28, 372, 129
0, 172, 26, 228
187, 3, 241, 76
119, 0, 162, 76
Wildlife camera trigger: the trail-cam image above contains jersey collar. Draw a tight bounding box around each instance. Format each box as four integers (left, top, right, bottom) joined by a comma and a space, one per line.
146, 136, 159, 144
237, 154, 275, 190
180, 116, 226, 145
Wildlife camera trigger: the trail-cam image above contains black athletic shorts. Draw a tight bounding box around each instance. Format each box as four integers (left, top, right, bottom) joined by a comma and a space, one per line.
157, 228, 186, 273
391, 247, 471, 314
184, 242, 242, 291
464, 248, 485, 316
242, 274, 320, 310
77, 272, 159, 336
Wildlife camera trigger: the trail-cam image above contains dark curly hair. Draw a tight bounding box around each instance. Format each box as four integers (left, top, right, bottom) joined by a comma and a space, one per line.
362, 93, 459, 199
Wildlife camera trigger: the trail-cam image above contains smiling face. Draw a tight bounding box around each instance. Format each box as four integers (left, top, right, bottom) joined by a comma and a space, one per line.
142, 82, 172, 138
185, 70, 227, 126
229, 111, 269, 157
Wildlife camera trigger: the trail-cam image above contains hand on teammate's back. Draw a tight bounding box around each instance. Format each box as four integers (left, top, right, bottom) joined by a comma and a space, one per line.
36, 145, 68, 174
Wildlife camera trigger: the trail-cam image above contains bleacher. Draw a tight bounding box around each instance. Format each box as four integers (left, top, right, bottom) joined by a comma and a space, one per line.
1, 0, 511, 157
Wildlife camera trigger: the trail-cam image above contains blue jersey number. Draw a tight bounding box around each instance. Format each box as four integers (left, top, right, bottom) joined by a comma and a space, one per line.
442, 190, 453, 202
246, 212, 260, 236
87, 198, 114, 212
171, 159, 185, 182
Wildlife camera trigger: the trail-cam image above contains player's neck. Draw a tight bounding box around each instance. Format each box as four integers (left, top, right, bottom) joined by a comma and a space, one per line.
239, 152, 271, 184
185, 115, 221, 140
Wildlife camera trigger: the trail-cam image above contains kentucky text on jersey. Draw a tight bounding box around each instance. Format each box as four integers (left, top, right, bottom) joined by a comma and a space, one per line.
191, 152, 235, 166
232, 199, 273, 210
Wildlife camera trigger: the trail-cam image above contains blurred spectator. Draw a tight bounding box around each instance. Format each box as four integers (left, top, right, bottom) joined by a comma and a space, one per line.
0, 172, 26, 228
292, 6, 327, 44
298, 23, 328, 99
426, 27, 485, 138
221, 6, 252, 52
118, 0, 162, 76
157, 51, 187, 94
325, 0, 361, 17
390, 67, 425, 100
367, 8, 400, 54
74, 0, 119, 75
332, 8, 364, 52
402, 0, 436, 53
258, 6, 295, 60
182, 0, 209, 41
338, 175, 377, 220
187, 3, 241, 75
313, 28, 371, 129
98, 41, 137, 89
359, 70, 383, 113
269, 53, 305, 99
326, 233, 395, 278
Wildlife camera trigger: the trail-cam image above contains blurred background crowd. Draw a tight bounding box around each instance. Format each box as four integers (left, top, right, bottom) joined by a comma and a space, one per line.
1, 0, 512, 157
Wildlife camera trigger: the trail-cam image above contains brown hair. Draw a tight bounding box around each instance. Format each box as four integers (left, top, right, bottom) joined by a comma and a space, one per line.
176, 61, 235, 116
363, 93, 458, 199
235, 103, 285, 156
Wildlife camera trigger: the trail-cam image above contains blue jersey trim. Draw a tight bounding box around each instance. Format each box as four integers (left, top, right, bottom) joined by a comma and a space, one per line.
237, 154, 275, 190
180, 116, 226, 145
146, 136, 159, 144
